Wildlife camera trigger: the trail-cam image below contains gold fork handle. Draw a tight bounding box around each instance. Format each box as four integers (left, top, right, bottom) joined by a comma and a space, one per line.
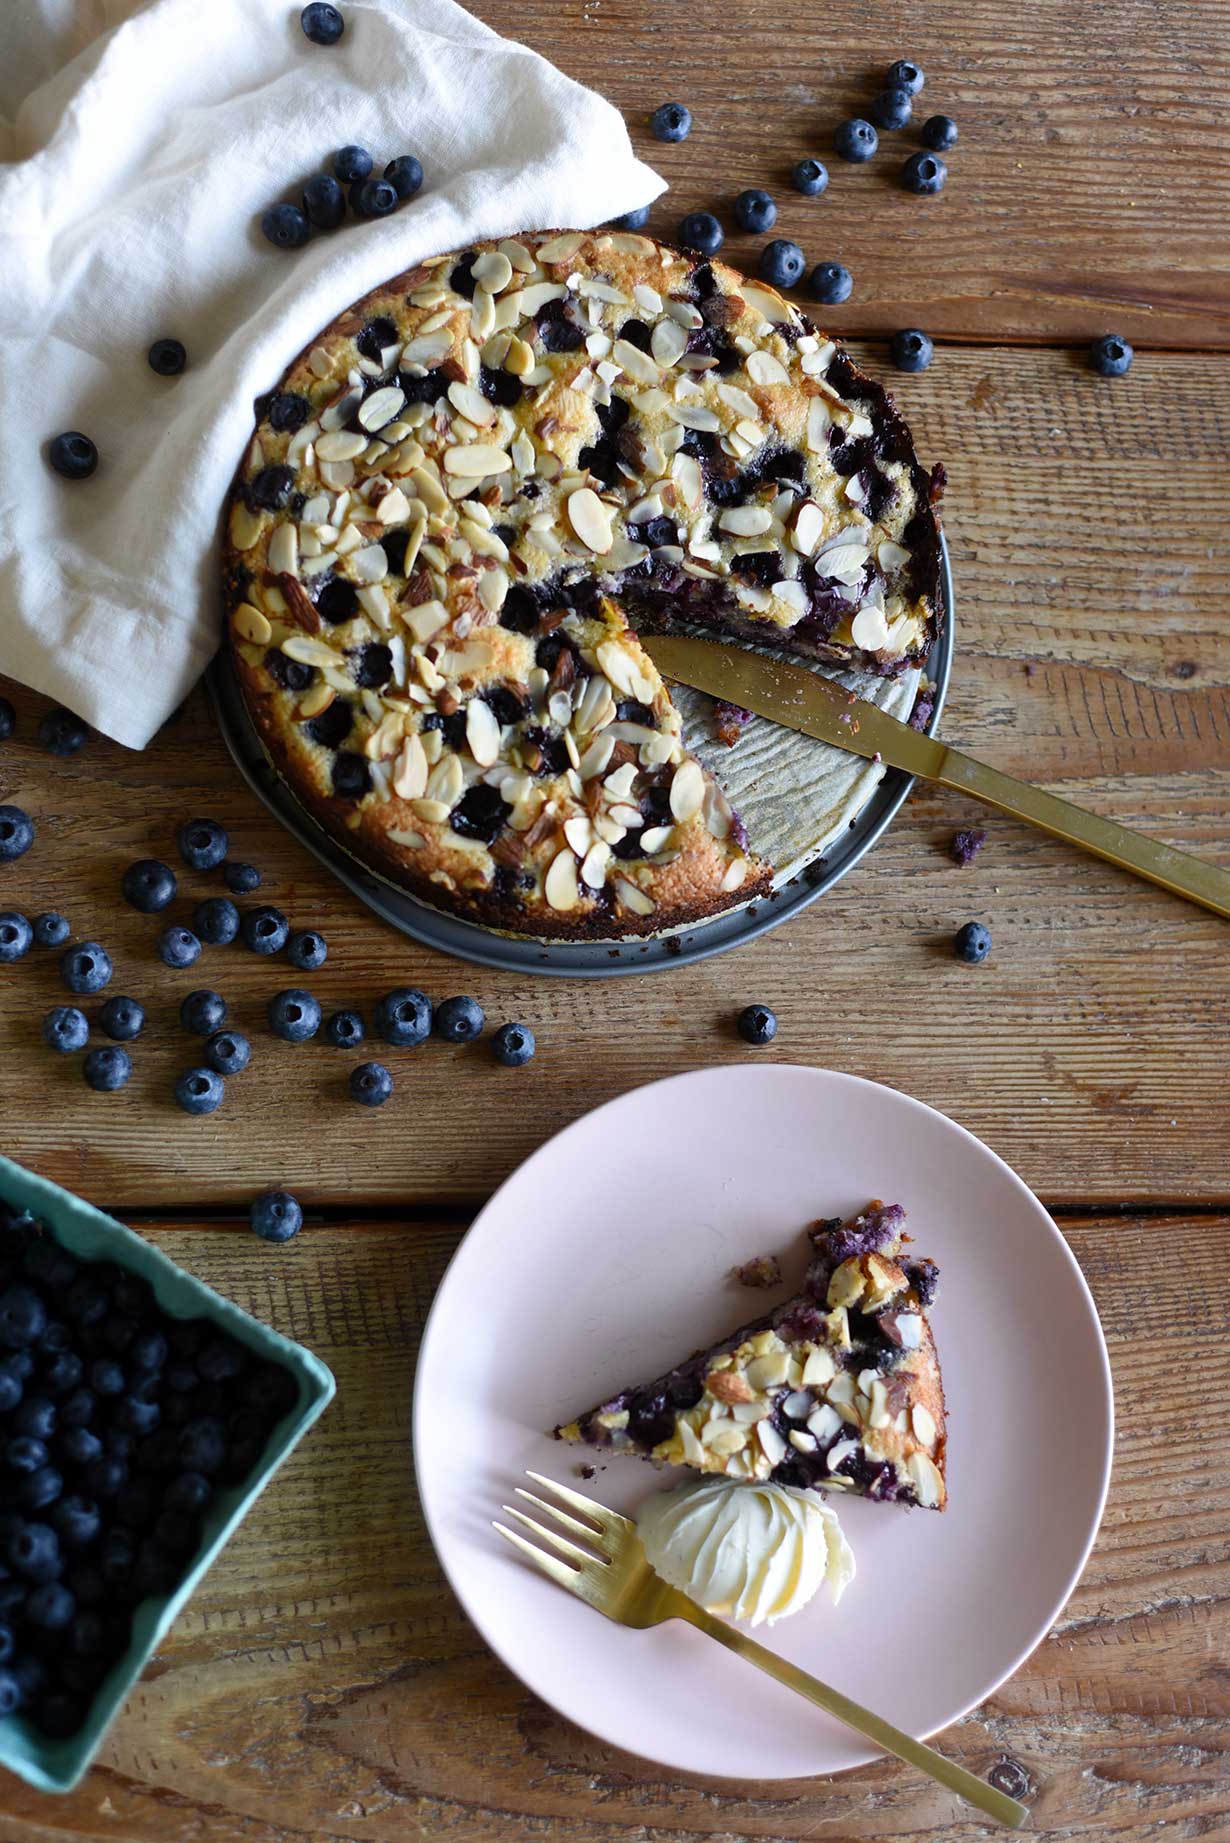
685, 1603, 1028, 1828
937, 747, 1230, 921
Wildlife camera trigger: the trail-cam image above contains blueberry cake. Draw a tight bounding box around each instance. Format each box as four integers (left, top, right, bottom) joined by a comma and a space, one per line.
556, 1202, 947, 1509
224, 231, 944, 938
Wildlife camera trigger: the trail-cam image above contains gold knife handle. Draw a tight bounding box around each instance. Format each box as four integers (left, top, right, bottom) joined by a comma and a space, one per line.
682, 1602, 1028, 1827
937, 749, 1230, 922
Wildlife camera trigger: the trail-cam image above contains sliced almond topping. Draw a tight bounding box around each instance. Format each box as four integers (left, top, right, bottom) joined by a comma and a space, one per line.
707, 1370, 754, 1405
671, 451, 703, 510
668, 758, 705, 822
408, 797, 451, 824
665, 402, 721, 432
851, 603, 892, 652
806, 396, 832, 453
563, 814, 594, 856
911, 1403, 937, 1448
807, 1402, 843, 1443
535, 231, 584, 264
376, 487, 411, 525
745, 349, 790, 387
580, 840, 611, 889
827, 1437, 859, 1474
229, 503, 264, 551
614, 877, 654, 916
465, 697, 501, 768
448, 381, 497, 427
408, 464, 449, 515
718, 505, 773, 537
544, 848, 580, 912
350, 543, 388, 584
404, 601, 448, 644
802, 1346, 837, 1388
281, 633, 337, 668
296, 681, 334, 720
757, 1420, 787, 1467
566, 487, 614, 555
877, 539, 910, 572
403, 331, 453, 365
789, 1430, 817, 1453
358, 386, 407, 433
908, 1450, 944, 1508
519, 280, 567, 315
232, 602, 272, 645
678, 1420, 706, 1466
472, 249, 514, 294
442, 443, 511, 478
316, 430, 368, 463
745, 1348, 789, 1391
611, 338, 660, 387
703, 1422, 749, 1455
740, 284, 790, 323
720, 858, 749, 893
387, 826, 426, 849
504, 336, 536, 377
392, 732, 428, 800
791, 500, 826, 557
639, 824, 674, 856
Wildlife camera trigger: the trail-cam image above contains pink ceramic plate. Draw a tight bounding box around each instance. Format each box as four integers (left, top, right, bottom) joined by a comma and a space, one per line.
414, 1066, 1113, 1780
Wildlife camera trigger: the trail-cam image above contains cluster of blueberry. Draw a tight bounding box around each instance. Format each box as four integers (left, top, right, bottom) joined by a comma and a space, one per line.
0, 1199, 299, 1737
261, 142, 425, 252
830, 60, 955, 195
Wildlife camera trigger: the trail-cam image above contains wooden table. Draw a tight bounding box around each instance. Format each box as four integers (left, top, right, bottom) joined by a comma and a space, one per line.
2, 1, 1228, 1835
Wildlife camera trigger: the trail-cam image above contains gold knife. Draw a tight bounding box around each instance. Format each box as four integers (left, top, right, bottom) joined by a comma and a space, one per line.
642, 634, 1230, 922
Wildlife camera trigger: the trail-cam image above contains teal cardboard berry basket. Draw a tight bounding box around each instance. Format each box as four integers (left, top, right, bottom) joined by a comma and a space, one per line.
0, 1155, 336, 1794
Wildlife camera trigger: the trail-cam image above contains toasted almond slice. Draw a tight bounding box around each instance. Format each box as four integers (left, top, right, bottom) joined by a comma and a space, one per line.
281, 634, 337, 668
472, 249, 514, 294
229, 502, 264, 551
566, 487, 614, 554
232, 602, 272, 645
544, 848, 580, 912
296, 682, 334, 720
409, 797, 451, 823
665, 402, 721, 432
504, 336, 536, 377
718, 506, 773, 537
535, 231, 585, 264
448, 381, 497, 427
877, 539, 910, 572
403, 331, 453, 365
316, 430, 368, 462
376, 487, 411, 525
791, 500, 826, 556
477, 566, 509, 612
908, 1450, 944, 1507
442, 443, 511, 477
614, 877, 654, 916
465, 697, 501, 768
669, 759, 705, 822
358, 386, 407, 433
827, 1437, 859, 1474
392, 732, 428, 800
580, 840, 611, 889
911, 1403, 937, 1448
757, 1420, 787, 1467
720, 857, 748, 893
746, 349, 790, 387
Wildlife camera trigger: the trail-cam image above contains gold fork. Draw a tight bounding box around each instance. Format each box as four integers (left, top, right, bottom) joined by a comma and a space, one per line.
494, 1471, 1028, 1829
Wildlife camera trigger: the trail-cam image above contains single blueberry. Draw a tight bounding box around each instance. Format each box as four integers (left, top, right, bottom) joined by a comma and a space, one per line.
679, 211, 723, 257
921, 113, 958, 151
60, 941, 112, 995
99, 996, 144, 1041
0, 1283, 43, 1343
59, 1387, 95, 1427
890, 328, 934, 372
38, 707, 89, 755
42, 1351, 83, 1395
355, 177, 399, 218
870, 86, 913, 130
268, 988, 321, 1044
17, 1466, 63, 1512
6, 1521, 60, 1582
349, 1061, 393, 1106
26, 1581, 75, 1631
240, 906, 289, 955
0, 807, 35, 863
734, 187, 777, 233
58, 1427, 102, 1467
112, 1395, 160, 1436
0, 913, 32, 962
384, 154, 423, 200
333, 144, 373, 182
1091, 333, 1133, 378
83, 1047, 131, 1093
260, 202, 311, 249
300, 1, 344, 44
902, 151, 947, 194
611, 204, 651, 230
48, 432, 98, 480
157, 926, 201, 970
834, 118, 878, 162
250, 1191, 303, 1244
130, 1329, 167, 1374
121, 858, 177, 912
434, 995, 484, 1044
148, 337, 187, 376
324, 1008, 364, 1048
374, 987, 431, 1046
204, 1030, 250, 1076
302, 172, 346, 230
6, 1435, 48, 1472
90, 1358, 124, 1397
193, 896, 240, 945
0, 697, 13, 740
737, 1003, 777, 1046
175, 1068, 225, 1115
178, 1417, 227, 1473
265, 394, 310, 434
887, 58, 925, 94
649, 102, 691, 142
808, 261, 853, 305
163, 1472, 211, 1515
492, 1022, 535, 1068
177, 818, 228, 871
791, 158, 829, 196
14, 1396, 55, 1440
224, 861, 262, 895
954, 921, 992, 964
287, 928, 327, 971
758, 239, 806, 288
247, 464, 295, 510
180, 990, 227, 1037
33, 912, 70, 948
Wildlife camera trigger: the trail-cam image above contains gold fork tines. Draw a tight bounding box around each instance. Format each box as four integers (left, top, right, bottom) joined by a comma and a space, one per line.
493, 1472, 1030, 1830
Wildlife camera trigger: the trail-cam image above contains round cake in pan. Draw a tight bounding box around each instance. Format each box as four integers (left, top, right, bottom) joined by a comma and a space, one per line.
222, 230, 944, 939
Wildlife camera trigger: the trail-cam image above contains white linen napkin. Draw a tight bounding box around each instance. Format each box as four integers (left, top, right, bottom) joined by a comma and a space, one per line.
0, 0, 663, 747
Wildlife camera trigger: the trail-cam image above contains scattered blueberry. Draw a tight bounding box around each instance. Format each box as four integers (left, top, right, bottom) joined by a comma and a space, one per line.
954, 921, 992, 964
180, 990, 227, 1037
384, 155, 423, 200
33, 912, 70, 948
492, 1022, 535, 1068
333, 144, 373, 182
0, 913, 32, 963
302, 172, 346, 230
224, 862, 261, 895
249, 1191, 303, 1244
174, 1068, 224, 1115
156, 926, 201, 970
43, 1007, 89, 1054
38, 707, 89, 755
870, 86, 913, 130
887, 59, 925, 94
355, 177, 398, 218
808, 262, 853, 305
902, 151, 947, 194
0, 698, 13, 741
240, 906, 289, 955
790, 158, 829, 196
611, 204, 651, 230
147, 338, 187, 376
324, 1008, 364, 1048
83, 1047, 131, 1093
921, 113, 958, 151
650, 102, 691, 142
268, 989, 321, 1044
834, 118, 878, 162
374, 987, 432, 1046
121, 858, 177, 913
260, 203, 311, 250
300, 1, 344, 44
0, 806, 35, 863
349, 1061, 393, 1106
99, 996, 144, 1041
678, 211, 723, 257
758, 239, 806, 288
737, 1003, 777, 1046
1090, 333, 1133, 378
204, 1030, 250, 1076
60, 942, 112, 995
177, 818, 228, 871
890, 328, 934, 371
734, 188, 777, 234
434, 995, 484, 1044
193, 897, 240, 945
48, 433, 98, 480
287, 928, 327, 971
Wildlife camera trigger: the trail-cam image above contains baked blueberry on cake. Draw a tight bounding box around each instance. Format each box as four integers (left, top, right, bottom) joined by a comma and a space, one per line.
224, 231, 944, 938
556, 1202, 947, 1509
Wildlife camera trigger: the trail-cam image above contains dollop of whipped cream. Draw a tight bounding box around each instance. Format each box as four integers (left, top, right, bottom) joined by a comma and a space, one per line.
637, 1478, 854, 1627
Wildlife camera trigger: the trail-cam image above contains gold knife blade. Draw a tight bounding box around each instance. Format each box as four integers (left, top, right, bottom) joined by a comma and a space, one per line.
642, 633, 1230, 923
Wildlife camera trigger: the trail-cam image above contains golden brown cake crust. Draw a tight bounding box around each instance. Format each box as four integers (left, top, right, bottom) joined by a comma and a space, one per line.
222, 231, 943, 940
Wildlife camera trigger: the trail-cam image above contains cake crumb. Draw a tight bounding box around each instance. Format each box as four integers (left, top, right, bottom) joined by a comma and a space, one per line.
950, 827, 987, 867
713, 698, 754, 747
578, 1463, 596, 1480
731, 1253, 782, 1289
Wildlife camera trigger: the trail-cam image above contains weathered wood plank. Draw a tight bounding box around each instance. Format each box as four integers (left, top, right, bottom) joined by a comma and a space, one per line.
0, 1213, 1224, 1842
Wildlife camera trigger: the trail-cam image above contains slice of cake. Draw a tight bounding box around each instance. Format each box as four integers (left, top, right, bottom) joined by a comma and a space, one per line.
556, 1202, 947, 1509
